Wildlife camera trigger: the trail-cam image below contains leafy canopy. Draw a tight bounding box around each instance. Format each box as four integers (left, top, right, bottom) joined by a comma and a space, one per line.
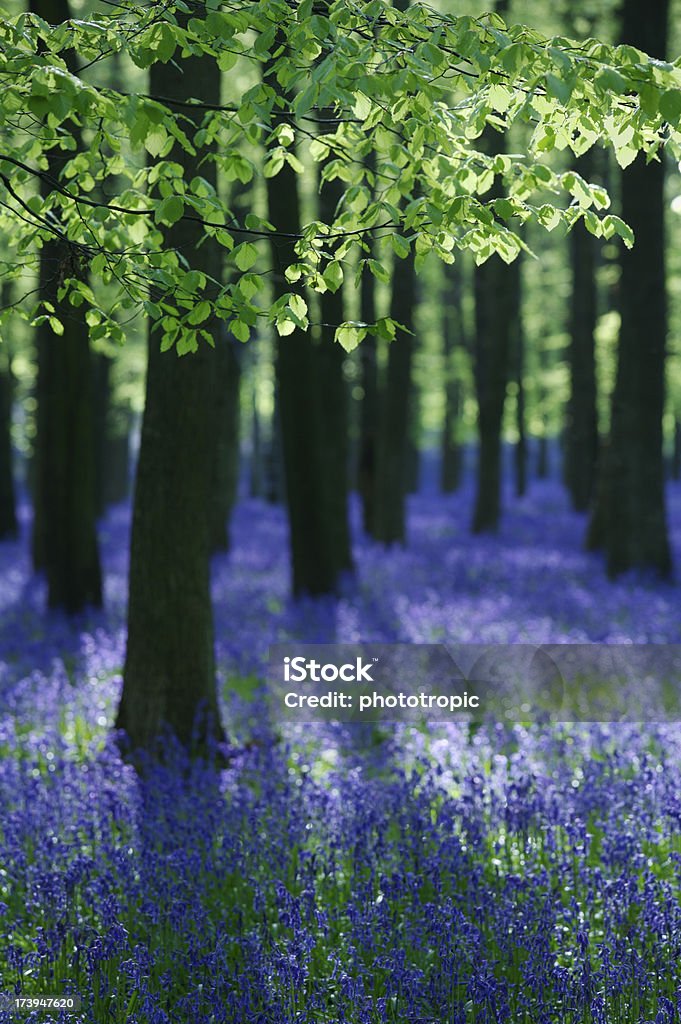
0, 0, 680, 352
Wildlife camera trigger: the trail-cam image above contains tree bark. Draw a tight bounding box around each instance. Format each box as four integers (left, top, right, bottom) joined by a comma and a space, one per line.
588, 0, 671, 577
29, 0, 102, 611
0, 329, 17, 540
672, 419, 681, 481
357, 156, 379, 534
373, 248, 416, 544
509, 256, 526, 499
210, 328, 241, 552
471, 46, 514, 533
318, 161, 353, 574
565, 152, 599, 512
116, 22, 226, 753
440, 264, 465, 494
264, 110, 337, 594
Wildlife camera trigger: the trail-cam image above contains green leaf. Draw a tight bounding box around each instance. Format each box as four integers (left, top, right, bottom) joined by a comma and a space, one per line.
218, 50, 238, 72
353, 94, 372, 120
323, 261, 343, 292
659, 89, 681, 125
288, 293, 307, 320
391, 234, 410, 258
232, 320, 250, 342
595, 68, 629, 95
156, 23, 177, 63
156, 195, 184, 226
49, 316, 64, 336
188, 300, 211, 325
234, 242, 258, 271
335, 323, 366, 352
276, 316, 297, 337
367, 258, 390, 283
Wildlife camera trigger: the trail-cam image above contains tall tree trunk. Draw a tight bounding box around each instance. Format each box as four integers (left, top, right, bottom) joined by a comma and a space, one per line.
472, 243, 513, 531
440, 264, 465, 494
264, 86, 337, 594
117, 22, 226, 753
264, 389, 284, 506
470, 0, 513, 533
373, 247, 416, 544
92, 351, 110, 518
588, 0, 671, 577
249, 385, 263, 499
318, 158, 353, 574
210, 328, 241, 552
406, 379, 421, 495
29, 0, 102, 611
103, 413, 131, 506
565, 151, 599, 512
357, 155, 379, 534
510, 256, 526, 499
0, 327, 17, 540
672, 418, 681, 481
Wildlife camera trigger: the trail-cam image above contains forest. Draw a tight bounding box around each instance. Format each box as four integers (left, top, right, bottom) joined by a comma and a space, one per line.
1, 0, 681, 1020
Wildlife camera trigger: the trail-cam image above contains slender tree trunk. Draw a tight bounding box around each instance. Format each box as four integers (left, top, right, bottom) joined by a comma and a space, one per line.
510, 256, 527, 498
440, 264, 465, 494
469, 0, 514, 532
92, 351, 110, 518
264, 90, 337, 594
265, 389, 284, 506
373, 248, 416, 544
588, 0, 671, 577
210, 328, 241, 552
472, 248, 512, 531
672, 419, 681, 481
0, 329, 17, 540
249, 385, 263, 499
565, 152, 599, 512
103, 416, 131, 506
117, 23, 226, 752
357, 155, 379, 534
29, 0, 101, 610
318, 158, 353, 574
406, 380, 421, 495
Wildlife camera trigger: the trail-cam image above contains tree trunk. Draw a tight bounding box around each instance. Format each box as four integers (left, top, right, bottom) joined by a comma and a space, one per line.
92, 351, 110, 518
264, 389, 284, 506
29, 0, 102, 611
471, 191, 513, 530
373, 248, 416, 544
318, 161, 353, 574
103, 422, 131, 506
264, 103, 337, 595
406, 380, 421, 495
510, 256, 527, 499
0, 330, 17, 540
588, 0, 671, 577
357, 155, 379, 533
440, 264, 465, 494
210, 328, 241, 552
117, 23, 226, 753
565, 151, 599, 512
471, 85, 514, 533
249, 385, 263, 499
672, 419, 681, 481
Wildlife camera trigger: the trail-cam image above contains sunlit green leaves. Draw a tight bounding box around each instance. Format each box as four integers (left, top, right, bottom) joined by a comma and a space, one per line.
1, 0, 680, 353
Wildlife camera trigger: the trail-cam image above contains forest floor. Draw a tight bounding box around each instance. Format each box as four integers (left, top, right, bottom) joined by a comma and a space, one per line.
1, 474, 681, 1022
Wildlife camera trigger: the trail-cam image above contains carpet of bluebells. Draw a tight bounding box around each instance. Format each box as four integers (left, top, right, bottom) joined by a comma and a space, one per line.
1, 472, 681, 1023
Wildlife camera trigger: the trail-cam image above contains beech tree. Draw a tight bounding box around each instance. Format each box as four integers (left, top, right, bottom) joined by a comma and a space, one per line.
588, 0, 672, 578
1, 0, 681, 746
